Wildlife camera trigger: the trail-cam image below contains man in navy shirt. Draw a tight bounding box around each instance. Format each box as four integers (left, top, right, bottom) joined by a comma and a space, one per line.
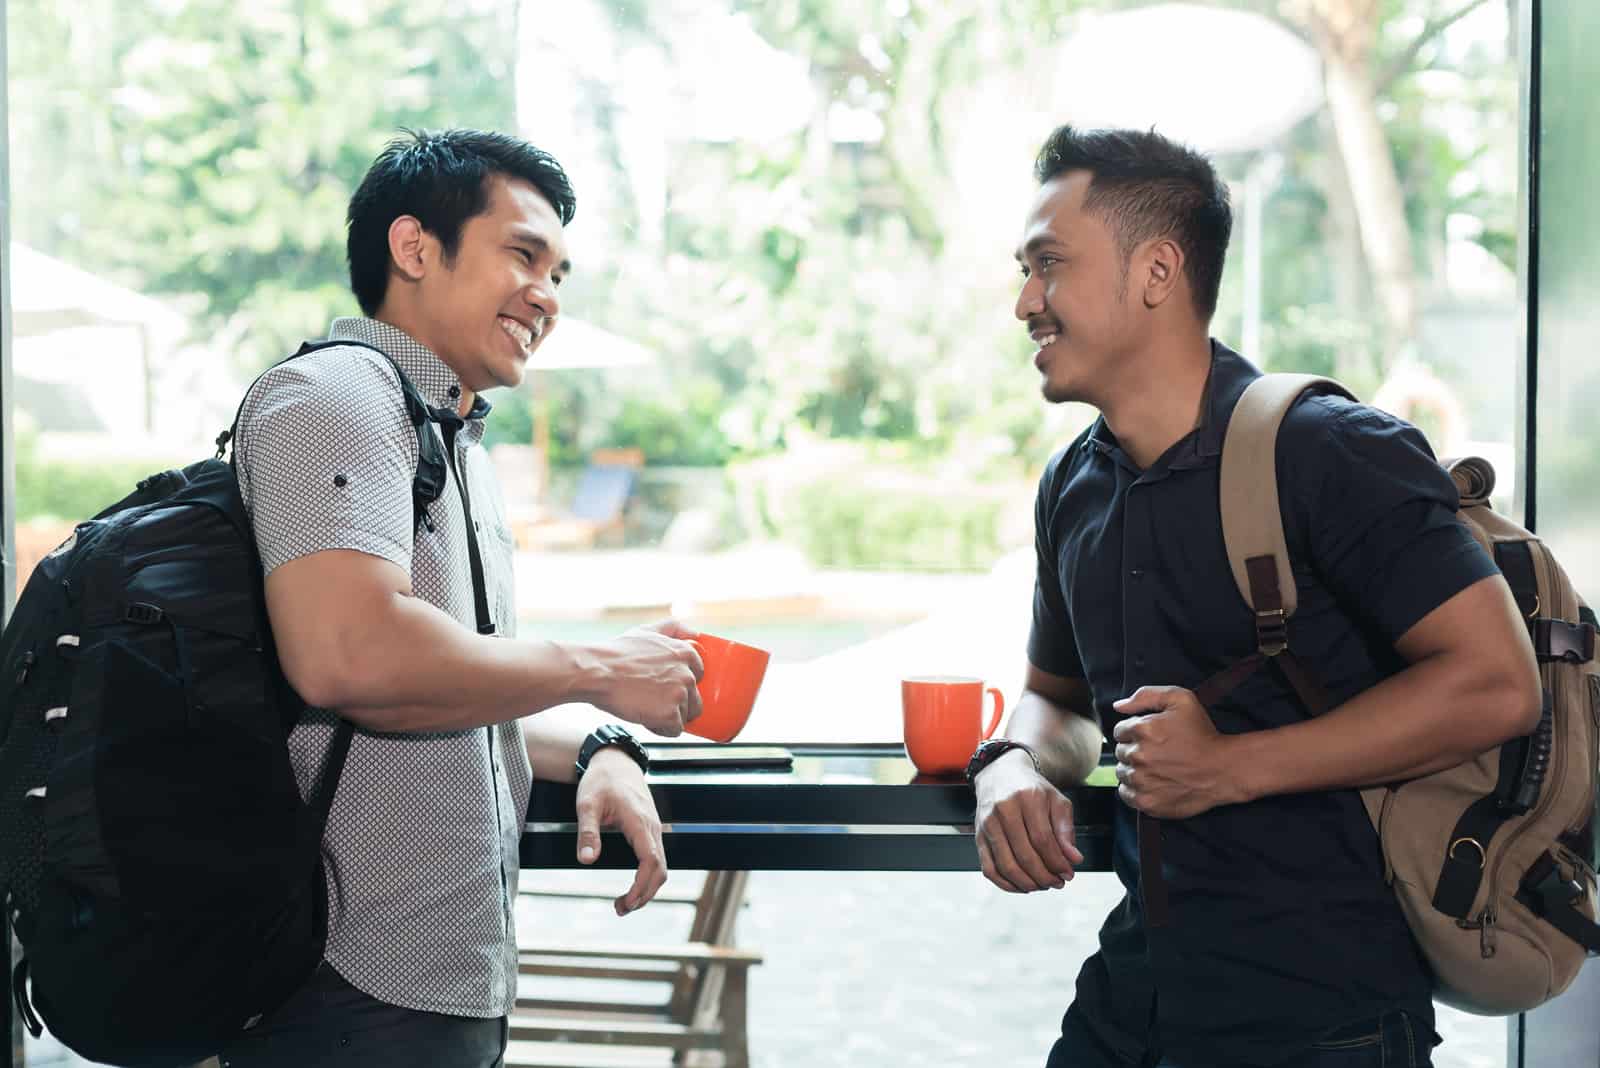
969, 126, 1542, 1067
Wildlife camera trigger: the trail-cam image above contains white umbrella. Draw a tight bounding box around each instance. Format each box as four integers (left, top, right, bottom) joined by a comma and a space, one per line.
9, 242, 187, 338
521, 316, 658, 493
529, 315, 654, 371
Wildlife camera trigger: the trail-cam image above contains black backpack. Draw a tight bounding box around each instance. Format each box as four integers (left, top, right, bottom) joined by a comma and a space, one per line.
0, 340, 466, 1066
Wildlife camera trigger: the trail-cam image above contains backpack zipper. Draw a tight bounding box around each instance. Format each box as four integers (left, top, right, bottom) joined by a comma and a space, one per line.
14, 650, 37, 686
1473, 549, 1585, 943
1477, 702, 1564, 943
1478, 903, 1498, 957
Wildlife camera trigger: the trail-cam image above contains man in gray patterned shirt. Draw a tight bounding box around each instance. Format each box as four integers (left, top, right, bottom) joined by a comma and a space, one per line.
218, 129, 702, 1067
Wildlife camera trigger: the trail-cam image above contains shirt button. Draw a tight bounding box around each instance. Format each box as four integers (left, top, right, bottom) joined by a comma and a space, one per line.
1134, 654, 1147, 669
448, 384, 461, 398
1129, 568, 1144, 580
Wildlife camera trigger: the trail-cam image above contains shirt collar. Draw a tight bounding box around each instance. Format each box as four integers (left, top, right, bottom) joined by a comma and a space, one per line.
1191, 340, 1261, 460
326, 316, 492, 432
1082, 339, 1263, 473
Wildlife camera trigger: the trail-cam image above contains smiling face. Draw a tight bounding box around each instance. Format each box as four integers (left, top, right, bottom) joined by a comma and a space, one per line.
409, 174, 570, 396
1013, 170, 1146, 408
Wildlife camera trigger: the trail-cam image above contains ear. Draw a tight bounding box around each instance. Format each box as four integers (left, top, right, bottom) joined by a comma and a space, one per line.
1136, 237, 1185, 312
387, 215, 431, 284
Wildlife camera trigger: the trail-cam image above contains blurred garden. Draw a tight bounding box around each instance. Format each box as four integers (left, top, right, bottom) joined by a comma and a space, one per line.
7, 0, 1545, 583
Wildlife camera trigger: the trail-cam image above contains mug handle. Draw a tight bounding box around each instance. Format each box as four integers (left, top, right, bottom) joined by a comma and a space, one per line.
981, 687, 1004, 740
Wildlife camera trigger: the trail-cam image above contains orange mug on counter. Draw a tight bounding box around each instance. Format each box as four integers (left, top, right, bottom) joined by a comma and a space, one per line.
901, 675, 1005, 776
687, 633, 771, 743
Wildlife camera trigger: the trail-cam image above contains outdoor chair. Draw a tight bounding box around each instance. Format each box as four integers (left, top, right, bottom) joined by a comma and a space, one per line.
512, 447, 644, 551
506, 870, 762, 1068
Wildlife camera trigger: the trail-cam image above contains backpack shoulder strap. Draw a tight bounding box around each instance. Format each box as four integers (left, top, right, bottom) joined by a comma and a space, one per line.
220, 339, 449, 529
1218, 373, 1355, 653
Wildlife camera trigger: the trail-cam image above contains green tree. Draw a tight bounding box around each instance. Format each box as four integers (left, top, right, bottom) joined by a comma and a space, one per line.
540, 0, 1514, 470
9, 0, 519, 371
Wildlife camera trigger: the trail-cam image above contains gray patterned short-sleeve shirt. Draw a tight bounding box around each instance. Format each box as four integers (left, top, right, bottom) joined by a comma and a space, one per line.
235, 316, 529, 1018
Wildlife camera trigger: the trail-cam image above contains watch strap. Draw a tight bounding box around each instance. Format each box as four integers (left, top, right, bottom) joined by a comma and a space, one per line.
574, 724, 649, 778
965, 738, 1038, 785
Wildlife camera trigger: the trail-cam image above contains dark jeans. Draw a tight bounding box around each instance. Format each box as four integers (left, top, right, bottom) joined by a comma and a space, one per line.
1045, 1003, 1434, 1068
215, 963, 507, 1068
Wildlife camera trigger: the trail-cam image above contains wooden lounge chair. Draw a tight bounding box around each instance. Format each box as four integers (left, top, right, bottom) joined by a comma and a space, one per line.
513, 447, 644, 551
507, 871, 762, 1068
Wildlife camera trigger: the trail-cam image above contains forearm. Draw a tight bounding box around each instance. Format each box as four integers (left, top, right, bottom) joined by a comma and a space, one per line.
1004, 691, 1103, 788
1233, 648, 1538, 801
522, 705, 611, 783
299, 590, 605, 732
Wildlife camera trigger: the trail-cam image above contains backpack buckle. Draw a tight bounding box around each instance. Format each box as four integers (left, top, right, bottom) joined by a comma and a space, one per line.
1531, 619, 1595, 664
125, 602, 165, 625
1255, 608, 1288, 656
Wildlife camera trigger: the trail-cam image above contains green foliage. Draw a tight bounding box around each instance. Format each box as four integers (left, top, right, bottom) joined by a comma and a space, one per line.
8, 0, 1531, 553
480, 389, 535, 451
786, 479, 1006, 572
601, 383, 736, 467
9, 0, 518, 372
11, 428, 166, 523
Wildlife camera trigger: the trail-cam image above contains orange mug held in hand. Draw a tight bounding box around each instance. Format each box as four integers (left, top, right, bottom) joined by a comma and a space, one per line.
901, 676, 1005, 776
687, 633, 771, 743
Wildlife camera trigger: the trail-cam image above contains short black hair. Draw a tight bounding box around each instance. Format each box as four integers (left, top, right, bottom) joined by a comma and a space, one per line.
1034, 126, 1232, 321
346, 128, 577, 315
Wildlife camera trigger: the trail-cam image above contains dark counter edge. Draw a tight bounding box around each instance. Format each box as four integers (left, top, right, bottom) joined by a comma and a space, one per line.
521, 744, 1117, 872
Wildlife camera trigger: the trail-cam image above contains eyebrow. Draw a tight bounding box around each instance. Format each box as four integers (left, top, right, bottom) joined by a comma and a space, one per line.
1015, 234, 1064, 262
510, 228, 572, 274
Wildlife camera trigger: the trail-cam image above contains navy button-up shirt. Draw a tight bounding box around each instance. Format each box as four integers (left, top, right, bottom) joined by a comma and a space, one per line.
1028, 343, 1498, 1066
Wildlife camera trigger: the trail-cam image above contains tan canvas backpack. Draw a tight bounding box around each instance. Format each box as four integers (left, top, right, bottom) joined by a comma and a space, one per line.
1214, 373, 1599, 1015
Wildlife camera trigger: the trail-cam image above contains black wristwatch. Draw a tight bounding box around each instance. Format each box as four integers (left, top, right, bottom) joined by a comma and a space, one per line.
964, 738, 1039, 786
573, 724, 650, 779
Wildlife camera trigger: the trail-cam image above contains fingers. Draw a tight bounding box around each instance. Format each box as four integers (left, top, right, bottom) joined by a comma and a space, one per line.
575, 768, 669, 915
1111, 715, 1145, 744
975, 829, 1022, 893
1014, 793, 1079, 883
1049, 792, 1085, 867
1113, 740, 1141, 792
612, 805, 667, 916
1114, 755, 1153, 811
647, 618, 699, 642
575, 795, 602, 866
983, 817, 1053, 891
647, 702, 686, 738
682, 679, 704, 725
681, 640, 704, 682
993, 803, 1066, 890
1112, 685, 1178, 718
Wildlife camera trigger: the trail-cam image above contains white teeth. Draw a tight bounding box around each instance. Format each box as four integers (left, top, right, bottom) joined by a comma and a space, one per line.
1036, 334, 1058, 347
499, 317, 533, 350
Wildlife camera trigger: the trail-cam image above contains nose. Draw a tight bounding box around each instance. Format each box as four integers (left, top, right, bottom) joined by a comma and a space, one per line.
1015, 274, 1043, 321
525, 276, 561, 322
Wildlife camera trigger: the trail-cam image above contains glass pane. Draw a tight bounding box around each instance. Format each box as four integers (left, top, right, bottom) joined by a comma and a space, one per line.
5, 2, 1527, 1066
1522, 4, 1600, 1060
1534, 0, 1600, 599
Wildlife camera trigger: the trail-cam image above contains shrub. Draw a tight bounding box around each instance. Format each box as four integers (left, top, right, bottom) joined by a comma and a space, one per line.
785, 479, 1006, 572
14, 428, 174, 523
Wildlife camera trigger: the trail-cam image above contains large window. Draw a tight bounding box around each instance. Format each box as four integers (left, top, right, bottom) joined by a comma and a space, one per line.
6, 2, 1534, 1066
